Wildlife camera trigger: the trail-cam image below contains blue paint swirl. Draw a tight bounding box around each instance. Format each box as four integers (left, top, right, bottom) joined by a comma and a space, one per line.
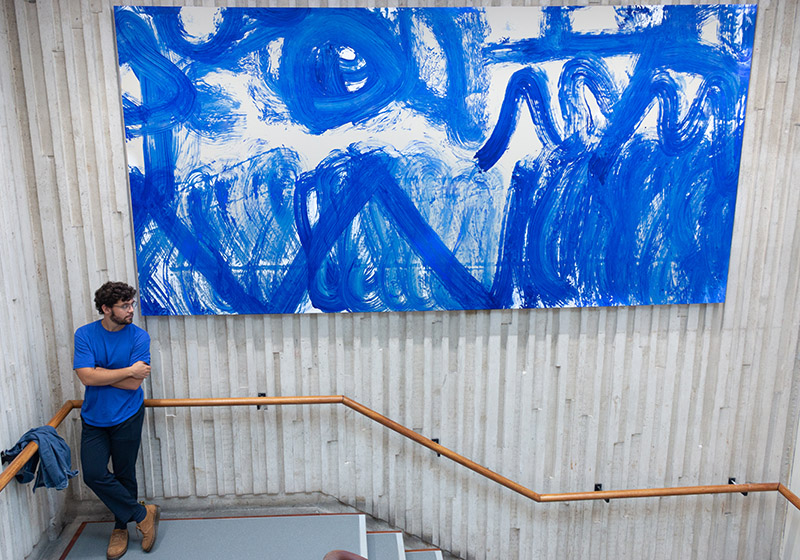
114, 5, 756, 315
276, 10, 407, 134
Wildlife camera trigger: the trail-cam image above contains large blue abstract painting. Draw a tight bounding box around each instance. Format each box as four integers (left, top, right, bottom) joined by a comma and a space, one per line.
115, 5, 756, 315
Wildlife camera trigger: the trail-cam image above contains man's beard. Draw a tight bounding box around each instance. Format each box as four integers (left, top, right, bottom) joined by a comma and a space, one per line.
109, 313, 132, 326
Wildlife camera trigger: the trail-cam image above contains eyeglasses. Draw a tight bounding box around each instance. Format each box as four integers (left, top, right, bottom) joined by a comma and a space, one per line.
113, 301, 137, 311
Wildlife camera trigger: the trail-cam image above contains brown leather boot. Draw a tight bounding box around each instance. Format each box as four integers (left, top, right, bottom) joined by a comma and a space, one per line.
107, 528, 128, 560
135, 504, 161, 552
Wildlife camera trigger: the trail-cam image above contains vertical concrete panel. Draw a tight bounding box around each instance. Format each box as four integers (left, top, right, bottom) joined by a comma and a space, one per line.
0, 3, 69, 559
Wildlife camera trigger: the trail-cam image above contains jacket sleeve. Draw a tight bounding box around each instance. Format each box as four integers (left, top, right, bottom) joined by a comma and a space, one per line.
1, 426, 79, 492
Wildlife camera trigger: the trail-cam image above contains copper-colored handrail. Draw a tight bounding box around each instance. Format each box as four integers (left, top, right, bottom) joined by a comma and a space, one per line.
779, 483, 800, 510
539, 482, 780, 502
2, 396, 799, 512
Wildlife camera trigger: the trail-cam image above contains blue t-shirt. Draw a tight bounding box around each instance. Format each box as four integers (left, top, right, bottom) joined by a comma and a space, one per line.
73, 320, 150, 427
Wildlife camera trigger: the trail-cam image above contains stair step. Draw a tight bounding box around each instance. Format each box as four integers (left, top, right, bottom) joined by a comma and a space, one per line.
406, 549, 444, 560
59, 510, 449, 560
61, 513, 368, 559
367, 531, 405, 560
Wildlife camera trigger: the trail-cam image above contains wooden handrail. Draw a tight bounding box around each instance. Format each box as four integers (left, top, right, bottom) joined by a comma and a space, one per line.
779, 483, 800, 510
539, 482, 780, 502
1, 396, 799, 512
339, 396, 541, 501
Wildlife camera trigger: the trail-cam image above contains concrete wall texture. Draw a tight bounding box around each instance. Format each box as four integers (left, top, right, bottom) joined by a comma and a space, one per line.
1, 1, 799, 559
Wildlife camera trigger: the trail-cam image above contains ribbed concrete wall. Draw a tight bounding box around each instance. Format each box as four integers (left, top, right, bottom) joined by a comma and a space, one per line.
1, 1, 799, 560
0, 2, 69, 558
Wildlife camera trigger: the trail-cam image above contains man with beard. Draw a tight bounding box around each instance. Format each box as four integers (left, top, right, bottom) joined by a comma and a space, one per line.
74, 281, 160, 559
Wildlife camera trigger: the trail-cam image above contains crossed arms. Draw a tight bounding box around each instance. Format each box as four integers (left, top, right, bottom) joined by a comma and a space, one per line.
75, 361, 151, 391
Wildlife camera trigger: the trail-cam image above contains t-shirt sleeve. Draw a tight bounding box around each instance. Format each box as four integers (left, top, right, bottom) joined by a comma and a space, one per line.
73, 327, 96, 369
130, 328, 151, 365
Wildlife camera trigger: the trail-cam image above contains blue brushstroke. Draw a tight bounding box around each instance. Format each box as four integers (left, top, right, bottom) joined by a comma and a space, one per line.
398, 8, 489, 146
116, 10, 197, 139
274, 10, 408, 134
474, 67, 563, 171
114, 5, 756, 315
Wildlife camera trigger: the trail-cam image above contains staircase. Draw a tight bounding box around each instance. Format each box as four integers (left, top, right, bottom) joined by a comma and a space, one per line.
59, 513, 445, 559
368, 530, 444, 560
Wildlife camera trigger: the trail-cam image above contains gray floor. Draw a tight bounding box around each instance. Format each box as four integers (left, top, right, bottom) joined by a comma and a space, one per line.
60, 514, 367, 560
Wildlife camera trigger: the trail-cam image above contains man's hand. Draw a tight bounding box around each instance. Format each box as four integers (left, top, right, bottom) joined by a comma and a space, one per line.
129, 361, 151, 380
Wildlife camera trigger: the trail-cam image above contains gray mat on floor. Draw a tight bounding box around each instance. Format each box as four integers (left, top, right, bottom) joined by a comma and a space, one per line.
62, 514, 367, 559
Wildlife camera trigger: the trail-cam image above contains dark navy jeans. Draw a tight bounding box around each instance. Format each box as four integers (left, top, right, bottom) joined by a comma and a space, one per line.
81, 404, 147, 529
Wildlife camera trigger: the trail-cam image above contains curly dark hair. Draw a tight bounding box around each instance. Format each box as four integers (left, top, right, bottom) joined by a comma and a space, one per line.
94, 282, 137, 314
